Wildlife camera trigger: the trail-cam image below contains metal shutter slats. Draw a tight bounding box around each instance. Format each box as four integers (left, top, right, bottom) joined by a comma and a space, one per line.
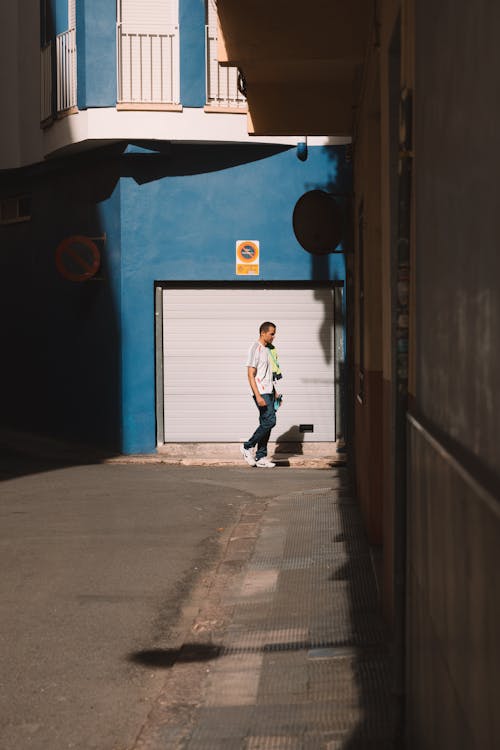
162, 287, 336, 442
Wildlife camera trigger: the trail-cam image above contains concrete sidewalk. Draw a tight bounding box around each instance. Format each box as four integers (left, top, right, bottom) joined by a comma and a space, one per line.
0, 429, 346, 469
133, 467, 396, 749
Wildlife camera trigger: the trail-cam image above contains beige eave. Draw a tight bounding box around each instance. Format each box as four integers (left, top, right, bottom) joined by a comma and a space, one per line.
216, 0, 373, 136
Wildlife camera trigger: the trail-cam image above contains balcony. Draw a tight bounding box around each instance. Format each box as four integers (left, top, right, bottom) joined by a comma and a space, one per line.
40, 29, 77, 122
56, 29, 77, 112
117, 24, 180, 107
205, 25, 246, 110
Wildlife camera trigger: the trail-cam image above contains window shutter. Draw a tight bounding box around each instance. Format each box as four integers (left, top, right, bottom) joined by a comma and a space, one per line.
117, 0, 179, 103
68, 0, 76, 29
118, 0, 178, 32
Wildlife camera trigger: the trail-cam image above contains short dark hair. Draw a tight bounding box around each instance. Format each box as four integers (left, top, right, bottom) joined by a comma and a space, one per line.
259, 321, 276, 334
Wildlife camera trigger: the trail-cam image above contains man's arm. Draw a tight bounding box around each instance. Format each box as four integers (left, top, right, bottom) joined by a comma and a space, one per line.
247, 367, 266, 406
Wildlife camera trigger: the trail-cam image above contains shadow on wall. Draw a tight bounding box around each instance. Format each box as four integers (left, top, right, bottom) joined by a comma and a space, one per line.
312, 254, 334, 364
0, 152, 122, 477
47, 138, 293, 185
299, 146, 352, 443
120, 142, 293, 183
298, 146, 352, 368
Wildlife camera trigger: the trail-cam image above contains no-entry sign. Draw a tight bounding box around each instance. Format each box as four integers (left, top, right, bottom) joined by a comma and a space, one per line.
236, 240, 259, 275
55, 235, 101, 282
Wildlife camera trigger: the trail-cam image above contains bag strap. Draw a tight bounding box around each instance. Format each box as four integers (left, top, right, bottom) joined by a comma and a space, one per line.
268, 346, 280, 372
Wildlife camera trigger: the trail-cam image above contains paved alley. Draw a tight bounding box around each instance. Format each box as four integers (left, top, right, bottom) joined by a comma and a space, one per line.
0, 457, 395, 749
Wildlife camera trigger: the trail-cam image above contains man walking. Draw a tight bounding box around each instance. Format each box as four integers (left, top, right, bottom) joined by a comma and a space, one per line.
240, 322, 281, 468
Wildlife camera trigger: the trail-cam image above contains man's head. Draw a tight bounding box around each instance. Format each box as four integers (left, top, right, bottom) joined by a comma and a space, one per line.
259, 321, 276, 345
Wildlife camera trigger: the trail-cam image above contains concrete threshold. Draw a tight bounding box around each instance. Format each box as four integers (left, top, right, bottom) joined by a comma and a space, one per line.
147, 441, 346, 468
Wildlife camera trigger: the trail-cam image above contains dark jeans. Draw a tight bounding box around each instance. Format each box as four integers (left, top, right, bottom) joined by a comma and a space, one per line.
244, 393, 277, 460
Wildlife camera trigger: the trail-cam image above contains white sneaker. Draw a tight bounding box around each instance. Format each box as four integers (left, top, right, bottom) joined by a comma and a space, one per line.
255, 458, 276, 468
240, 445, 256, 466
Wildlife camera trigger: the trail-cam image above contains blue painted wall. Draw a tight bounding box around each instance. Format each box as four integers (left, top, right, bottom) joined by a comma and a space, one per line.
118, 143, 350, 452
52, 0, 68, 35
0, 143, 350, 455
180, 0, 206, 106
76, 0, 116, 109
75, 0, 208, 110
41, 0, 69, 41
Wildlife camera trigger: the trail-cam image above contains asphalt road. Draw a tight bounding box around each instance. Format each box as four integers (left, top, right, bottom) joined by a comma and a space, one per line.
0, 455, 336, 750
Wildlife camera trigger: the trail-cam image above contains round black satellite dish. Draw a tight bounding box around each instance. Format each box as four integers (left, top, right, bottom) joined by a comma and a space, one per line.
292, 190, 343, 255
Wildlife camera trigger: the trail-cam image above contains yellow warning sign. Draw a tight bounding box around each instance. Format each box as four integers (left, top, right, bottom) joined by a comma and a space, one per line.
236, 240, 259, 275
236, 264, 259, 275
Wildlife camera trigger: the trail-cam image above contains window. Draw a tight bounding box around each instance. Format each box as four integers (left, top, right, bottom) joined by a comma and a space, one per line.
0, 196, 31, 225
40, 0, 77, 122
117, 0, 180, 105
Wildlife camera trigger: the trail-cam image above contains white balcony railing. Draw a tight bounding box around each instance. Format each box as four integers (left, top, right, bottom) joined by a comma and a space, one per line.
40, 43, 53, 121
117, 24, 180, 104
206, 26, 246, 109
56, 28, 77, 111
40, 30, 77, 121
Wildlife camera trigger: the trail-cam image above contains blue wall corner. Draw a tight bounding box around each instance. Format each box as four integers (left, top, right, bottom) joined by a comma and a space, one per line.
120, 278, 156, 454
51, 0, 68, 35
180, 0, 206, 107
76, 0, 116, 109
2, 144, 350, 456
42, 0, 70, 40
116, 144, 351, 453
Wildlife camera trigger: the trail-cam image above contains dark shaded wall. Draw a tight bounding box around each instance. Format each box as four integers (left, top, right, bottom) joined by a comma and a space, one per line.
353, 59, 383, 546
0, 156, 122, 451
408, 1, 500, 746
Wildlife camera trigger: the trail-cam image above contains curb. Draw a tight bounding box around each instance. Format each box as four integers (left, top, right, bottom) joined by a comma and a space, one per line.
103, 454, 346, 469
0, 429, 346, 469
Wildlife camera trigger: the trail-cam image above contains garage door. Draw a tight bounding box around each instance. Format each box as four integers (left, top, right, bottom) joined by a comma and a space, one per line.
161, 286, 336, 442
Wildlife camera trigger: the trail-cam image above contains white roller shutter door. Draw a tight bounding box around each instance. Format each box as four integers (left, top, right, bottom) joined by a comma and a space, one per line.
162, 287, 336, 442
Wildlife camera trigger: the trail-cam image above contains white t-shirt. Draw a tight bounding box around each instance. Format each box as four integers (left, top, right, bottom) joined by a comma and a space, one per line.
246, 341, 273, 394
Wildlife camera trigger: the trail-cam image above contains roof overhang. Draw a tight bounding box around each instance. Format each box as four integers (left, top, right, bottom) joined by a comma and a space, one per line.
216, 0, 373, 136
